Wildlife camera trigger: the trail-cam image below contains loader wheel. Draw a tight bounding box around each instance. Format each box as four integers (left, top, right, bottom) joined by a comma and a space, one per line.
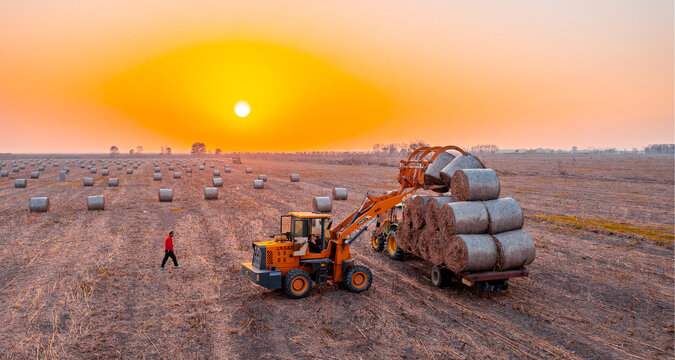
430, 265, 450, 287
386, 231, 404, 261
344, 265, 372, 293
283, 269, 312, 299
371, 232, 384, 252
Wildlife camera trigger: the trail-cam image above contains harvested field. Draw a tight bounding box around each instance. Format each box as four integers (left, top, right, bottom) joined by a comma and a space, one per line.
0, 153, 673, 359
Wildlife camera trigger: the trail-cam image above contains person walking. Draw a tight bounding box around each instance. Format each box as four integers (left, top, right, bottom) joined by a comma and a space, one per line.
161, 231, 180, 269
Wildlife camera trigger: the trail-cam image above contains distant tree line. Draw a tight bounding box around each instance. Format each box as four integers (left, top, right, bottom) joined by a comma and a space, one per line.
468, 144, 499, 153
372, 140, 430, 155
644, 144, 674, 154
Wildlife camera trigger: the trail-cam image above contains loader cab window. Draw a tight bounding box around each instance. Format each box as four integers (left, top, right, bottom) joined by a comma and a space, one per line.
308, 218, 327, 253
281, 215, 291, 235
293, 219, 309, 238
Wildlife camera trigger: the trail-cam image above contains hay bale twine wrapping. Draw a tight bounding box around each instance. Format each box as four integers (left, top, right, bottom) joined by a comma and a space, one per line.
204, 187, 218, 200
491, 229, 535, 270
451, 168, 500, 202
154, 173, 162, 181
409, 195, 433, 229
213, 170, 220, 176
424, 150, 459, 191
212, 178, 223, 187
438, 201, 489, 236
90, 168, 97, 174
444, 234, 498, 273
483, 197, 524, 234
290, 174, 300, 182
439, 154, 485, 185
312, 197, 332, 213
424, 195, 454, 229
331, 187, 348, 200
29, 197, 49, 212
83, 177, 94, 186
58, 171, 67, 182
253, 179, 264, 189
158, 189, 173, 202
30, 171, 39, 179
0, 170, 8, 177
245, 168, 253, 174
258, 174, 267, 182
87, 195, 105, 210
126, 169, 133, 174
108, 178, 119, 187
14, 179, 27, 188
173, 172, 181, 179
101, 169, 109, 176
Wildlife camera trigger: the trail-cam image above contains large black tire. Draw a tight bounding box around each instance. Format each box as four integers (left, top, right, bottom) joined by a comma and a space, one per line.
430, 265, 451, 287
343, 265, 372, 293
386, 231, 404, 260
283, 269, 312, 299
371, 231, 384, 252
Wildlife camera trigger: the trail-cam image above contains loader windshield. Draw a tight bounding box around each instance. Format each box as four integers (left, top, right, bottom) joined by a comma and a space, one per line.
281, 215, 291, 234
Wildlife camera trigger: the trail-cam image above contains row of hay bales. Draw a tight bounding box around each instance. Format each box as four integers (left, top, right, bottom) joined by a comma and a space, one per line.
397, 168, 535, 273
29, 195, 105, 212
311, 188, 349, 212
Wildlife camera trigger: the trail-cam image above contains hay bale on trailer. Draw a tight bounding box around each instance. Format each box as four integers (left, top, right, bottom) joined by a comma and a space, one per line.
483, 198, 524, 234
15, 179, 27, 188
108, 178, 119, 187
29, 197, 49, 212
204, 187, 218, 200
444, 234, 498, 273
213, 178, 223, 187
437, 201, 489, 236
409, 195, 433, 229
312, 197, 332, 213
423, 195, 454, 229
491, 229, 535, 271
450, 169, 500, 202
83, 177, 94, 186
290, 174, 300, 182
87, 195, 105, 210
424, 150, 459, 191
331, 188, 348, 200
158, 189, 173, 202
439, 154, 485, 185
154, 173, 162, 181
253, 179, 264, 189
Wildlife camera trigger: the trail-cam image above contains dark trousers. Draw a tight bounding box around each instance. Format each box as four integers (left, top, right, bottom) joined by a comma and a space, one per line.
161, 250, 178, 267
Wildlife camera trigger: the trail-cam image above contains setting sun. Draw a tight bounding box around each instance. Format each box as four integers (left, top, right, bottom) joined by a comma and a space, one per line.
234, 101, 251, 118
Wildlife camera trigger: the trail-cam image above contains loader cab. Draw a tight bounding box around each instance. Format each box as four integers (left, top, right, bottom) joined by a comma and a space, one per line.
281, 212, 332, 255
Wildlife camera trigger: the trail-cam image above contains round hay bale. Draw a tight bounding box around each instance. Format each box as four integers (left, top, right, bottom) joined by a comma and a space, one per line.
158, 189, 173, 202
90, 168, 97, 174
424, 150, 459, 190
224, 167, 231, 173
58, 171, 67, 182
133, 165, 138, 169
253, 179, 264, 189
424, 196, 454, 229
83, 177, 94, 186
154, 167, 161, 172
173, 172, 181, 179
154, 173, 162, 181
439, 154, 485, 185
168, 165, 174, 171
126, 169, 133, 174
491, 229, 535, 271
117, 165, 123, 170
14, 179, 27, 188
199, 165, 205, 170
204, 187, 218, 200
38, 165, 45, 171
258, 174, 267, 182
245, 168, 253, 174
418, 227, 437, 260
108, 178, 119, 187
451, 169, 500, 202
312, 197, 332, 213
81, 164, 86, 168
212, 178, 223, 187
427, 230, 449, 266
87, 195, 105, 210
290, 174, 300, 182
483, 198, 524, 234
12, 167, 19, 172
331, 188, 348, 200
444, 234, 497, 273
101, 169, 109, 176
30, 171, 39, 179
396, 221, 413, 251
0, 170, 8, 177
64, 167, 70, 173
210, 163, 215, 168
29, 197, 49, 212
213, 170, 220, 176
186, 167, 192, 173
438, 202, 489, 236
409, 195, 433, 229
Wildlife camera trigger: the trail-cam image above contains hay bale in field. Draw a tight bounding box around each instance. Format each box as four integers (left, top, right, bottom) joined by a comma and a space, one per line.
483, 198, 523, 234
83, 177, 94, 186
258, 174, 267, 182
409, 195, 433, 229
424, 150, 459, 191
424, 195, 454, 229
12, 167, 19, 172
30, 171, 39, 179
38, 165, 45, 171
158, 189, 173, 202
224, 167, 231, 173
108, 178, 119, 187
126, 169, 133, 174
64, 167, 70, 173
154, 167, 161, 172
90, 168, 97, 174
117, 165, 123, 170
438, 201, 489, 236
312, 197, 332, 213
210, 163, 215, 168
445, 234, 498, 273
439, 154, 485, 185
87, 195, 105, 210
81, 164, 86, 169
199, 165, 205, 170
154, 173, 162, 181
186, 167, 192, 173
204, 187, 218, 200
245, 168, 253, 174
0, 170, 8, 177
58, 171, 67, 182
491, 229, 535, 271
168, 166, 174, 171
290, 174, 300, 182
331, 187, 348, 200
173, 172, 181, 179
213, 178, 223, 187
213, 170, 220, 176
451, 169, 500, 202
253, 179, 264, 189
29, 197, 49, 212
101, 169, 109, 176
14, 179, 27, 188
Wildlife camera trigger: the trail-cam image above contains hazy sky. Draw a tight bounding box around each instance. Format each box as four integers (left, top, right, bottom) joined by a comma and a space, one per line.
0, 0, 672, 152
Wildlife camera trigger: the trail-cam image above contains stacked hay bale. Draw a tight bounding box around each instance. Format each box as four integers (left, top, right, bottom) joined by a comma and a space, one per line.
399, 168, 534, 273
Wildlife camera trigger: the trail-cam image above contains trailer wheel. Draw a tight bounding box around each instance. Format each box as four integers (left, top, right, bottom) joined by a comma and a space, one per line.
430, 265, 450, 287
386, 231, 404, 260
344, 265, 372, 293
477, 280, 509, 292
371, 232, 384, 252
283, 269, 312, 299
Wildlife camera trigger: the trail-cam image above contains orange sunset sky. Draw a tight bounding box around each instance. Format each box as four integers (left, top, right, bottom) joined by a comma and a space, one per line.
0, 1, 673, 153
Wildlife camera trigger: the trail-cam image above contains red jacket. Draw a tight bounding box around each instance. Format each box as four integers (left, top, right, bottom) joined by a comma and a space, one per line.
165, 235, 174, 251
